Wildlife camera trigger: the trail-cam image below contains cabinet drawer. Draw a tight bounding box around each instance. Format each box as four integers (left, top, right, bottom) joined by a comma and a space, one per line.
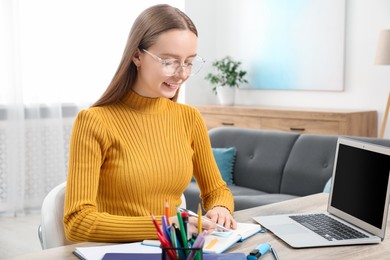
196, 105, 377, 137
260, 118, 340, 134
201, 114, 261, 129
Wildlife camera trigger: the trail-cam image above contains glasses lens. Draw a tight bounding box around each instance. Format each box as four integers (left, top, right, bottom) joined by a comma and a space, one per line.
163, 61, 180, 76
189, 56, 205, 76
162, 57, 205, 77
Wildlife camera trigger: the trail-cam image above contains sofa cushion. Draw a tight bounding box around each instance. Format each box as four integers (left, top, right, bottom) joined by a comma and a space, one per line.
212, 147, 237, 185
209, 128, 299, 193
281, 134, 338, 196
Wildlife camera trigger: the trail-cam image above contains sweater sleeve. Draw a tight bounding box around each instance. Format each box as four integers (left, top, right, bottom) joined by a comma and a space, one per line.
190, 110, 235, 213
64, 109, 159, 242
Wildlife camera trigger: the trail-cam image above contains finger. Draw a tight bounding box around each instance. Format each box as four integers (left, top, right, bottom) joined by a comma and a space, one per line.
230, 217, 238, 229
222, 217, 231, 230
217, 215, 225, 228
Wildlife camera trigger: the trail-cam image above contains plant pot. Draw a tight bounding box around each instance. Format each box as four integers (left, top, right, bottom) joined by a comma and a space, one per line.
216, 86, 235, 105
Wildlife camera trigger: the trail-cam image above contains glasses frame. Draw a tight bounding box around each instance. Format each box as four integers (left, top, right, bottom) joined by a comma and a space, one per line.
141, 49, 205, 77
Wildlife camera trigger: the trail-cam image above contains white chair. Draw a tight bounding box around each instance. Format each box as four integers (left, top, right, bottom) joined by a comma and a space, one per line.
38, 181, 187, 249
38, 181, 73, 249
180, 193, 187, 209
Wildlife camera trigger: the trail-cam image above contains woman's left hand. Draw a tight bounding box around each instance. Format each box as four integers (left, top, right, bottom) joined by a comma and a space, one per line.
205, 206, 237, 231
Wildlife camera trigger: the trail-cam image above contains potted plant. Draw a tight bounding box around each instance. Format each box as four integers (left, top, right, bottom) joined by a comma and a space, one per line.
205, 56, 248, 105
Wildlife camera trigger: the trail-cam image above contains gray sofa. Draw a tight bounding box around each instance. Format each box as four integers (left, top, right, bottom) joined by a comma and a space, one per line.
184, 127, 390, 212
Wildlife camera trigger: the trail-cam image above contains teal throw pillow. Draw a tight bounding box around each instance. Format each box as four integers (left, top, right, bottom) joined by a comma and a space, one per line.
212, 147, 237, 185
323, 178, 332, 193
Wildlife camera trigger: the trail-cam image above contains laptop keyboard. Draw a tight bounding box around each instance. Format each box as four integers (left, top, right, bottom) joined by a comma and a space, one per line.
289, 214, 369, 241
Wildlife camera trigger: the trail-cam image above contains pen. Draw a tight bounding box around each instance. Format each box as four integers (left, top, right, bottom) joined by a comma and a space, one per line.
181, 211, 190, 243
271, 247, 279, 260
172, 223, 187, 260
176, 206, 189, 254
168, 226, 179, 259
178, 207, 230, 232
172, 223, 184, 246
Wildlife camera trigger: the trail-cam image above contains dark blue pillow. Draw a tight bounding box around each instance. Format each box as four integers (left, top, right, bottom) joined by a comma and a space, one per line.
212, 147, 237, 185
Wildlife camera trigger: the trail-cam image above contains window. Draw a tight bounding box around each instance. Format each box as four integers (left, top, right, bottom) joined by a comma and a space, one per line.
1, 0, 185, 105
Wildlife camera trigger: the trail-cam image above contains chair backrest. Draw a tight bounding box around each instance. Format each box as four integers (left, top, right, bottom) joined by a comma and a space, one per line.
180, 193, 186, 209
38, 181, 187, 249
39, 181, 73, 249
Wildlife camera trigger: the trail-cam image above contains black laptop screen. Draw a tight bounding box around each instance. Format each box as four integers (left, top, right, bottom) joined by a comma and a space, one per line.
330, 143, 390, 229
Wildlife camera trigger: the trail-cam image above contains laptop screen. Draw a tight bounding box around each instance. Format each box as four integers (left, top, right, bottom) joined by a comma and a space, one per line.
329, 139, 390, 231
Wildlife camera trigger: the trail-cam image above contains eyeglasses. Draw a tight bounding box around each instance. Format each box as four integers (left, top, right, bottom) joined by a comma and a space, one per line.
142, 49, 205, 77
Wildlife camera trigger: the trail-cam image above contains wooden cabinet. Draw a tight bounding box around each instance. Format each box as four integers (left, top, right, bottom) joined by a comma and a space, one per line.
196, 105, 378, 137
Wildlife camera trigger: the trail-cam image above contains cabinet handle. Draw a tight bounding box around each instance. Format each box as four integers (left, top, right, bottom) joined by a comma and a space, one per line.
290, 127, 305, 131
221, 122, 235, 126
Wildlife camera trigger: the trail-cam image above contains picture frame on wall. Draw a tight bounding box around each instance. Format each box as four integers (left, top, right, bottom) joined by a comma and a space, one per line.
235, 0, 346, 91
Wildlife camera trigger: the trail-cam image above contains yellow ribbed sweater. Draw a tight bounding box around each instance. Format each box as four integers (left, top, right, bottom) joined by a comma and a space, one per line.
64, 90, 234, 242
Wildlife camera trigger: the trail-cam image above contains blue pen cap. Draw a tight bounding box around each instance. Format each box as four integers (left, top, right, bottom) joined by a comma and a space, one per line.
247, 255, 258, 260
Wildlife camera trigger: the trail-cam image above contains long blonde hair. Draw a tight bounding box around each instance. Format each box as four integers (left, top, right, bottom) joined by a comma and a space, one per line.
92, 4, 198, 107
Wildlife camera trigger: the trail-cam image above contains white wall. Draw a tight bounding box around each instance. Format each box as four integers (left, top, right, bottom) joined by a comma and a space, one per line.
185, 0, 390, 138
4, 0, 185, 105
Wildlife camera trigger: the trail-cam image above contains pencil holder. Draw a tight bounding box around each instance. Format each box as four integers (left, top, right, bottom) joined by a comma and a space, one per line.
161, 246, 203, 260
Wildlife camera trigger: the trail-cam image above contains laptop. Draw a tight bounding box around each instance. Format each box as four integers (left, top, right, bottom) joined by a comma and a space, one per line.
253, 137, 390, 248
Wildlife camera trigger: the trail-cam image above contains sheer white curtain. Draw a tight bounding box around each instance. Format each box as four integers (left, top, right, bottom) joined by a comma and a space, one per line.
0, 1, 70, 216
0, 0, 185, 216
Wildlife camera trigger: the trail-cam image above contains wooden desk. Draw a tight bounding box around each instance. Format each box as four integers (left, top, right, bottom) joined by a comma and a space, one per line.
9, 193, 390, 259
228, 193, 390, 259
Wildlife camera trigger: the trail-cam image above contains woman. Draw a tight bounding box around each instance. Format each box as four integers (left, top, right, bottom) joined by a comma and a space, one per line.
64, 4, 236, 242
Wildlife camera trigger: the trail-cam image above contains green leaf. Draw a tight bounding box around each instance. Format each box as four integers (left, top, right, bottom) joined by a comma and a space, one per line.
204, 56, 248, 92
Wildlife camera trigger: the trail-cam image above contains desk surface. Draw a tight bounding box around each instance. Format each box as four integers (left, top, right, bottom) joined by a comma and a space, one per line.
9, 193, 390, 259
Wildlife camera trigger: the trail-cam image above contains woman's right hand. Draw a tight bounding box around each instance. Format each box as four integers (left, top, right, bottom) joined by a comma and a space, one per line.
168, 216, 216, 236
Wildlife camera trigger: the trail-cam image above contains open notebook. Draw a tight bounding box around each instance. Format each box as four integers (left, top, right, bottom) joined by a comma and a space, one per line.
201, 222, 262, 253
253, 138, 390, 248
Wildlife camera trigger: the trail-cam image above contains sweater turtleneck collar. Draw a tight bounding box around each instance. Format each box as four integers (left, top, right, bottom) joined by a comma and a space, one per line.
121, 90, 170, 114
